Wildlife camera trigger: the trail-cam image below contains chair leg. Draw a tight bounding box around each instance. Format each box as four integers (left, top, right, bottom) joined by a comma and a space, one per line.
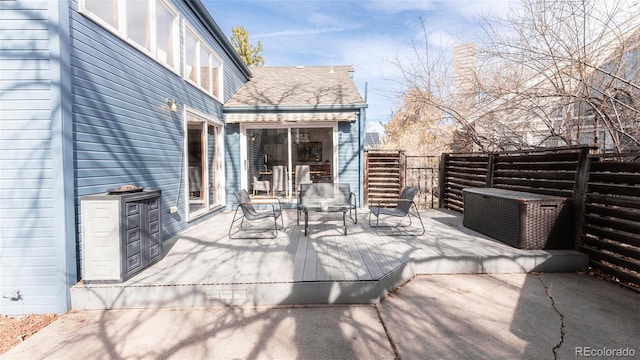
412, 203, 426, 235
304, 211, 309, 236
368, 208, 379, 234
349, 205, 358, 224
273, 215, 278, 237
343, 211, 347, 235
368, 206, 424, 236
228, 206, 243, 237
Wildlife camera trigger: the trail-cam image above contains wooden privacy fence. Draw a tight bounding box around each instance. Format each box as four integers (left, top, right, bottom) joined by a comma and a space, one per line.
439, 145, 640, 287
364, 150, 405, 208
364, 151, 439, 208
579, 152, 640, 287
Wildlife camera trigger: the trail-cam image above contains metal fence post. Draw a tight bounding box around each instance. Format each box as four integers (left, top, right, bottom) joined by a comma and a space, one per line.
486, 153, 496, 188
571, 146, 595, 250
439, 153, 448, 209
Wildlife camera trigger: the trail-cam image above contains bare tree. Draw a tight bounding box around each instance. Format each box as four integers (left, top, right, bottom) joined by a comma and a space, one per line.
382, 87, 453, 156
390, 0, 640, 153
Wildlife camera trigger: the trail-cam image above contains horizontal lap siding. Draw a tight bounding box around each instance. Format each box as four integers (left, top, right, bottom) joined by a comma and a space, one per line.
0, 0, 248, 314
70, 1, 247, 273
0, 0, 60, 314
71, 13, 185, 246
338, 121, 361, 204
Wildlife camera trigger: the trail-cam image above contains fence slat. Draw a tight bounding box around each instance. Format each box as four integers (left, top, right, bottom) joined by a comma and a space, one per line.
585, 204, 640, 223
590, 161, 640, 173
588, 261, 640, 288
589, 173, 640, 185
583, 214, 640, 236
579, 246, 640, 274
586, 194, 640, 209
439, 147, 640, 285
581, 237, 640, 259
581, 224, 640, 247
588, 183, 640, 197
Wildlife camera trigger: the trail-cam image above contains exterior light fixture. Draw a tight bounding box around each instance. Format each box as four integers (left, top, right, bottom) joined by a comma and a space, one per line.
166, 98, 178, 112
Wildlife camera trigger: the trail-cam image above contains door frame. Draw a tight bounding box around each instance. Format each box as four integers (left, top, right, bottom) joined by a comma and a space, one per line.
184, 107, 225, 221
240, 122, 338, 200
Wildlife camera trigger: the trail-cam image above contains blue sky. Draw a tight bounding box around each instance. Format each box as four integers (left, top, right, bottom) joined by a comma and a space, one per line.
202, 0, 516, 132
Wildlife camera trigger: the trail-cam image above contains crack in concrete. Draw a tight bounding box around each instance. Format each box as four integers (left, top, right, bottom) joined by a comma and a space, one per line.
374, 304, 401, 360
537, 274, 565, 360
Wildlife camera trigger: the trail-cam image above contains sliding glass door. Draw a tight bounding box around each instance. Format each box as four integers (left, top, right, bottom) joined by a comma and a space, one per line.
243, 124, 335, 200
186, 111, 224, 220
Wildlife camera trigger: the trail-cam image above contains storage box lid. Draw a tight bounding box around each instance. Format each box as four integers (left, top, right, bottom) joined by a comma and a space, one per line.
463, 187, 567, 202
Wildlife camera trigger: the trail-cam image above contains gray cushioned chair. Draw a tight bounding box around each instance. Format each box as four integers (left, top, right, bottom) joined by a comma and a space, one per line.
252, 176, 271, 196
229, 190, 283, 238
368, 186, 425, 235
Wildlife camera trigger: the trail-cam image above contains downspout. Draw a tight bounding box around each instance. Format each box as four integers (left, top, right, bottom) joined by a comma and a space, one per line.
51, 0, 77, 313
361, 82, 368, 207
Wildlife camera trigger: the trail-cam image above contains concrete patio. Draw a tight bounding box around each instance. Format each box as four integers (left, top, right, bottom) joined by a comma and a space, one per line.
7, 273, 638, 359
70, 208, 588, 310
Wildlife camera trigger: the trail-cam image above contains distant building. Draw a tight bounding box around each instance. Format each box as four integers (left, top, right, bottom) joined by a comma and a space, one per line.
452, 17, 639, 152
365, 132, 382, 149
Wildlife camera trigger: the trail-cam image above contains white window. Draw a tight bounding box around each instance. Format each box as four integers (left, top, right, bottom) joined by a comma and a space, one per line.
184, 25, 223, 101
83, 0, 119, 31
80, 0, 178, 71
185, 110, 225, 221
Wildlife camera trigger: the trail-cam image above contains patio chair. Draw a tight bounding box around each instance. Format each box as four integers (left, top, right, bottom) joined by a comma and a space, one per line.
229, 189, 283, 238
295, 165, 312, 192
368, 186, 425, 235
252, 175, 270, 196
272, 165, 288, 197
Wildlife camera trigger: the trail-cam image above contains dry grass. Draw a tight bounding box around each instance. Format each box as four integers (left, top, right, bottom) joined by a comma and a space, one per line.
0, 314, 58, 355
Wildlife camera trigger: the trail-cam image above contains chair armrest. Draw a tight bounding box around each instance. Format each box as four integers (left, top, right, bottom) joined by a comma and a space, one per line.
244, 197, 282, 209
349, 192, 358, 207
368, 199, 382, 208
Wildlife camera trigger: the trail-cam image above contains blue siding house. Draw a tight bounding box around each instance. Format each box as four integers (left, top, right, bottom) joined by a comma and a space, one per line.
223, 66, 368, 208
0, 0, 366, 315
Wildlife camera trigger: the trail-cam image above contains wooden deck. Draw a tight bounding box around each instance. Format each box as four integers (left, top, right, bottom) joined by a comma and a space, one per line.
71, 209, 588, 310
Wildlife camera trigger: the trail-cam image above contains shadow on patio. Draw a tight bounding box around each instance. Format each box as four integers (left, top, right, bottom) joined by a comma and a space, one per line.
70, 208, 587, 311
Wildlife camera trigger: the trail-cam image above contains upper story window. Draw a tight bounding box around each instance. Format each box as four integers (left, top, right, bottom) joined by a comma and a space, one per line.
184, 25, 223, 101
80, 0, 178, 71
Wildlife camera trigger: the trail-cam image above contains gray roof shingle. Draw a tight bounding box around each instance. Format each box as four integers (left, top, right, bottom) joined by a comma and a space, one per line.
225, 65, 365, 108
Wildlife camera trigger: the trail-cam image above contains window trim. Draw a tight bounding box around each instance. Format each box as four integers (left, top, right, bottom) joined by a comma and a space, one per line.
183, 22, 224, 102
184, 107, 226, 222
79, 0, 179, 74
239, 122, 339, 200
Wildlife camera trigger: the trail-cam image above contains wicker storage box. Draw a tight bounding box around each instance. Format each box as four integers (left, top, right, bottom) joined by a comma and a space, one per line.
463, 188, 571, 250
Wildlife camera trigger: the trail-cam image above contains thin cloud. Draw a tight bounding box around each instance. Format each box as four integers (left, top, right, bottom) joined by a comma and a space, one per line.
364, 0, 437, 14
256, 26, 356, 38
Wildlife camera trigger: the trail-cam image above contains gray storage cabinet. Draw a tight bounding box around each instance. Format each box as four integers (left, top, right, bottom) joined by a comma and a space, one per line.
463, 187, 571, 250
81, 190, 162, 283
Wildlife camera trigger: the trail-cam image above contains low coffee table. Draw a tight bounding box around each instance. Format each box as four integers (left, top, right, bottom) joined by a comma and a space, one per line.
298, 202, 350, 236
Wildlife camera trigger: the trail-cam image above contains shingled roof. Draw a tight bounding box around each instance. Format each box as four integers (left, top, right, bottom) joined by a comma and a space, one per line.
224, 65, 365, 108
